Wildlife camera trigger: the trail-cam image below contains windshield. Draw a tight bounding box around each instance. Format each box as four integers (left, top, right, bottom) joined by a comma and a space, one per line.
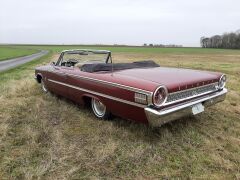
62, 51, 109, 64
56, 50, 111, 67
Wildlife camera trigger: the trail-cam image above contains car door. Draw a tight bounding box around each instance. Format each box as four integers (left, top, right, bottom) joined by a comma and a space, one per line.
46, 65, 69, 97
63, 66, 88, 104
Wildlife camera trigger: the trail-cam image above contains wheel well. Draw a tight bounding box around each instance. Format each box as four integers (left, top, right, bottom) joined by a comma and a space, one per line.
82, 95, 112, 119
36, 74, 42, 83
82, 96, 92, 107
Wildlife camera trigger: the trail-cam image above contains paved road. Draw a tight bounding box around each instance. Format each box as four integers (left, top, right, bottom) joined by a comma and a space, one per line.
0, 50, 49, 72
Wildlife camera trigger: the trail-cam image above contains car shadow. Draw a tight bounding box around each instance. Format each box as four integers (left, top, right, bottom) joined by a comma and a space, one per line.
48, 92, 203, 143
110, 115, 201, 142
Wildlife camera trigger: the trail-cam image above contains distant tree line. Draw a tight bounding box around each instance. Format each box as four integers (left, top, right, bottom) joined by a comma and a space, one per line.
143, 43, 182, 48
200, 30, 240, 49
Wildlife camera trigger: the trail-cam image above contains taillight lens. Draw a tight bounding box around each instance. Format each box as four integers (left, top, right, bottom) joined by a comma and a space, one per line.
218, 74, 227, 89
153, 86, 168, 107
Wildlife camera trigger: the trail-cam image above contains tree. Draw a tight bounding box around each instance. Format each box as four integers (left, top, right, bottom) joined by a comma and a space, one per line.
211, 35, 222, 48
200, 30, 240, 49
200, 37, 205, 48
201, 38, 210, 48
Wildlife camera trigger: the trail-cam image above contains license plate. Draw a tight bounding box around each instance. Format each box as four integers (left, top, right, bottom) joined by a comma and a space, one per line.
192, 103, 204, 115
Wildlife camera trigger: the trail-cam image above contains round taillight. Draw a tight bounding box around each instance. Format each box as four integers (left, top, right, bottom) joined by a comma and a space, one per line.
153, 86, 168, 107
218, 74, 227, 89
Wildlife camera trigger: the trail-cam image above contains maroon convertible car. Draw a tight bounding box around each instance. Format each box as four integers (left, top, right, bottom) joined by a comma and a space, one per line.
35, 49, 227, 127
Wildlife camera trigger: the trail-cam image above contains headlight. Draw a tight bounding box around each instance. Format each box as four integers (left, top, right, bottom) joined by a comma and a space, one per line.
153, 86, 168, 107
218, 74, 227, 89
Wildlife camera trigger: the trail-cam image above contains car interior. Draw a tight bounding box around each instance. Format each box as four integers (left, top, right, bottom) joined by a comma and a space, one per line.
57, 50, 160, 73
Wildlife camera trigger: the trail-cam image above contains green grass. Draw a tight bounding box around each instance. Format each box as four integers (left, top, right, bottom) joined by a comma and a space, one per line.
0, 45, 239, 179
0, 46, 39, 61
13, 44, 240, 54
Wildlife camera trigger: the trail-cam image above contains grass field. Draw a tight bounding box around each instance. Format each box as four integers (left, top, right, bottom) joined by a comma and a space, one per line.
0, 46, 239, 179
16, 44, 240, 54
0, 46, 39, 61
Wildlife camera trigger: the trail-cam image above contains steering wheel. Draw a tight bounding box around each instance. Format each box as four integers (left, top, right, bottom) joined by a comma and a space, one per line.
67, 59, 79, 64
61, 59, 78, 67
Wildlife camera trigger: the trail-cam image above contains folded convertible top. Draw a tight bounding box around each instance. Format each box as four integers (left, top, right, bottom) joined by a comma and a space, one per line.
81, 60, 160, 73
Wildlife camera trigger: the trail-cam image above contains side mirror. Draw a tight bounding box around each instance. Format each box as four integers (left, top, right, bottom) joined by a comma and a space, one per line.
51, 62, 56, 66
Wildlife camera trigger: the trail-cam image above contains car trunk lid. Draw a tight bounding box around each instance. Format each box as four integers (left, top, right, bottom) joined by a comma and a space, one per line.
115, 67, 221, 93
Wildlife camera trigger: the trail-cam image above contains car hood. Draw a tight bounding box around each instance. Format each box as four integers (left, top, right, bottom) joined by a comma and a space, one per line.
115, 67, 221, 92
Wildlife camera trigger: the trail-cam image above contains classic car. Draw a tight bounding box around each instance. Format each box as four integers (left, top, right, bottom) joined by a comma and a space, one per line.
35, 49, 227, 127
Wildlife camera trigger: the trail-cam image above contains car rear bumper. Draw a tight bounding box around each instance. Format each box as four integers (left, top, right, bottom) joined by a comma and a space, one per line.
144, 88, 227, 127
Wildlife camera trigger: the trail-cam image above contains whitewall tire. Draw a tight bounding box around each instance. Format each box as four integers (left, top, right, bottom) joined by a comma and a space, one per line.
91, 98, 111, 119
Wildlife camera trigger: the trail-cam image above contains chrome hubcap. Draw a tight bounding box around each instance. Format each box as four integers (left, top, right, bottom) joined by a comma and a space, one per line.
92, 98, 106, 117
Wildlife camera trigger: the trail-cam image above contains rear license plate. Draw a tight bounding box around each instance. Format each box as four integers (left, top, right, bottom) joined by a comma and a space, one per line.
192, 103, 204, 115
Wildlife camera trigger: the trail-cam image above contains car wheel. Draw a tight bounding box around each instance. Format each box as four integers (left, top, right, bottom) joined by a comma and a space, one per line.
41, 80, 48, 93
91, 98, 110, 119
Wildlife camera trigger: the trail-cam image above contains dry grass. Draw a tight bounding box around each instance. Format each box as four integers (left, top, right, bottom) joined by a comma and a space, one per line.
0, 49, 240, 179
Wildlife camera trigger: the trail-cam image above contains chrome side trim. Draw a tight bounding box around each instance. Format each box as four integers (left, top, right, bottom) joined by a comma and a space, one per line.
48, 79, 147, 108
48, 70, 153, 105
67, 73, 152, 95
48, 70, 152, 95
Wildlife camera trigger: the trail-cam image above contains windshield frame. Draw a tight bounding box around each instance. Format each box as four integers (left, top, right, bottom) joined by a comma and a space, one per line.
56, 49, 112, 66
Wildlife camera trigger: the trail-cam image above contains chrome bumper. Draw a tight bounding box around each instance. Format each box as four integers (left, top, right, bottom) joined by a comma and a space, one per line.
145, 88, 227, 127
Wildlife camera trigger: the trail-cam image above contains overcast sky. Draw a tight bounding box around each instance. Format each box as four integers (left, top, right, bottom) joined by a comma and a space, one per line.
0, 0, 240, 46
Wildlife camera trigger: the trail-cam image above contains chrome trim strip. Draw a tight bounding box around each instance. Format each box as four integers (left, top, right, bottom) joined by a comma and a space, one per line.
61, 49, 111, 53
48, 79, 147, 108
68, 73, 152, 95
49, 70, 152, 95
